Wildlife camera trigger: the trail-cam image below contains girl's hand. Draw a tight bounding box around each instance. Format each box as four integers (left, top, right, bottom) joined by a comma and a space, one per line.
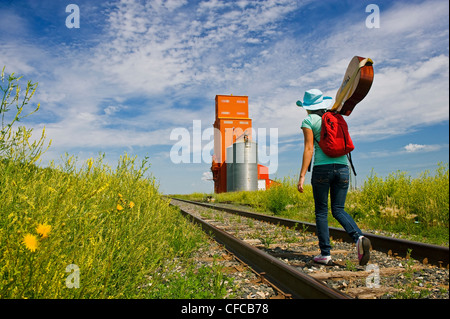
297, 176, 305, 193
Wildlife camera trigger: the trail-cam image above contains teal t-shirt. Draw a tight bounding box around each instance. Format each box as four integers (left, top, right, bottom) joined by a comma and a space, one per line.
301, 114, 348, 166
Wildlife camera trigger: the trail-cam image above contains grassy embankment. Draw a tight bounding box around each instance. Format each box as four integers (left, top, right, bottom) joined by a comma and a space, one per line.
177, 163, 449, 247
0, 67, 232, 298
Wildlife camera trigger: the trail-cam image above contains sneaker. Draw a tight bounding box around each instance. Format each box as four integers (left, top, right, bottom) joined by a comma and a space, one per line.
357, 236, 371, 266
313, 254, 332, 265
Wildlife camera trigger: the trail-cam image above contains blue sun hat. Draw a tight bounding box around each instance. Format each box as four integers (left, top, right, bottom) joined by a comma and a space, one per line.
296, 89, 333, 110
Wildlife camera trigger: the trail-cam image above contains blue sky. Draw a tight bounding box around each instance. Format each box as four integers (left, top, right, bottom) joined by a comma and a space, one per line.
1, 0, 448, 194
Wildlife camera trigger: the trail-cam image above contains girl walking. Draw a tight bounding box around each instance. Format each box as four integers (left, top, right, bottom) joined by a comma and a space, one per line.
296, 89, 371, 266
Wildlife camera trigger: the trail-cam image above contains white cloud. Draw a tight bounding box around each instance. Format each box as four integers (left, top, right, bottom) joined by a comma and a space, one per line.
86, 0, 309, 100
201, 171, 212, 181
359, 143, 447, 159
103, 105, 121, 116
404, 143, 442, 153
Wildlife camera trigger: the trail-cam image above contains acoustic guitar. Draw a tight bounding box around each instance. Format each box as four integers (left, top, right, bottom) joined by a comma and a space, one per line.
330, 56, 374, 116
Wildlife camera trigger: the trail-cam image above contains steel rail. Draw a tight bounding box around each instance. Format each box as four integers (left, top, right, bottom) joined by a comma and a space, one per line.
170, 201, 351, 299
170, 198, 449, 268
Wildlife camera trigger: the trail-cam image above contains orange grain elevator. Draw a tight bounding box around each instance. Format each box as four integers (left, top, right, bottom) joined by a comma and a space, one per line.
211, 95, 273, 193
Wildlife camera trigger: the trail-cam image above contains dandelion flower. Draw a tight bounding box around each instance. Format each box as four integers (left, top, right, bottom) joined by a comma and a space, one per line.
128, 201, 135, 209
23, 234, 38, 252
36, 223, 52, 239
117, 204, 124, 211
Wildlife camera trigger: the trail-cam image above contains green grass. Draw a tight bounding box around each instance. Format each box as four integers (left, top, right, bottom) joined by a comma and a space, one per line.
0, 154, 233, 298
176, 164, 449, 246
347, 164, 449, 242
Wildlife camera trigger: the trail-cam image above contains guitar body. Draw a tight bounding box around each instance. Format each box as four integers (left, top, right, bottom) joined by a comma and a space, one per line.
331, 56, 374, 116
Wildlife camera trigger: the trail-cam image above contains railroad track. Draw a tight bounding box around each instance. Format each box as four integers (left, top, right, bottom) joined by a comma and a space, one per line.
169, 197, 449, 299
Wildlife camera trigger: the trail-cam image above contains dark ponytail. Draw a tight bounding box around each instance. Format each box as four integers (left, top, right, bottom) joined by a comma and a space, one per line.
309, 109, 327, 117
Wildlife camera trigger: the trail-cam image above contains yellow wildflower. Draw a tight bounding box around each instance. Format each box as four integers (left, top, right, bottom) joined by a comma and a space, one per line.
87, 158, 94, 172
117, 204, 124, 211
128, 201, 135, 209
36, 223, 52, 239
23, 234, 38, 252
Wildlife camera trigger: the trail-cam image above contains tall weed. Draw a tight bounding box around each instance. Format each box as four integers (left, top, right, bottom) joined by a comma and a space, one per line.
0, 154, 217, 298
349, 163, 449, 229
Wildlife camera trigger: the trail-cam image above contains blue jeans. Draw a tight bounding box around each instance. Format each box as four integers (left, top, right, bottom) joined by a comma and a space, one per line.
311, 164, 362, 256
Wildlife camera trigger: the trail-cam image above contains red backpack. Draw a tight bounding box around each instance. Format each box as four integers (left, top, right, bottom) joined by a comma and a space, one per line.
314, 111, 357, 175
319, 111, 354, 156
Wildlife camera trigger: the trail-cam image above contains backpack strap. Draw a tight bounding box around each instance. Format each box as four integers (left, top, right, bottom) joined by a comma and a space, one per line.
347, 152, 357, 176
308, 133, 321, 172
341, 121, 357, 176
